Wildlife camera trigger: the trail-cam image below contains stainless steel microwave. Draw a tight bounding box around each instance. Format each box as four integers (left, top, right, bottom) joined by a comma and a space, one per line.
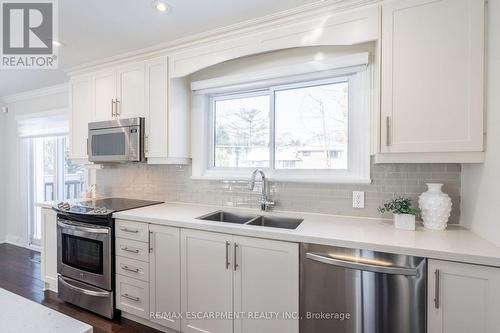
88, 117, 145, 163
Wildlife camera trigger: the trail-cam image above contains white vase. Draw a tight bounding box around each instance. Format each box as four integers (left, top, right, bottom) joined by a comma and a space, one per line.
394, 213, 416, 231
418, 183, 452, 230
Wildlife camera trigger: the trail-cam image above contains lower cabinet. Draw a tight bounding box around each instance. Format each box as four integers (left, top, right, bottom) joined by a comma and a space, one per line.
115, 222, 299, 333
428, 259, 500, 333
149, 224, 181, 331
40, 207, 58, 292
180, 229, 299, 333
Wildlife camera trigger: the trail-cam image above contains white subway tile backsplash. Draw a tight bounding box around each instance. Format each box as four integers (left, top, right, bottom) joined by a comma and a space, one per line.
96, 160, 461, 223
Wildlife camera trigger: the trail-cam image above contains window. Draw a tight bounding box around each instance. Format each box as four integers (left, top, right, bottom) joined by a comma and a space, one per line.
23, 135, 86, 247
192, 58, 371, 183
214, 94, 270, 168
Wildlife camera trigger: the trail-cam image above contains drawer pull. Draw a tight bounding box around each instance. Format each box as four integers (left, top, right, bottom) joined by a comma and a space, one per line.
120, 227, 139, 233
121, 265, 140, 273
121, 246, 140, 254
122, 293, 140, 302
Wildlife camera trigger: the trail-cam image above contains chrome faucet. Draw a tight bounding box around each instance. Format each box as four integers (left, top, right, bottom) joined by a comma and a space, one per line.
248, 169, 275, 211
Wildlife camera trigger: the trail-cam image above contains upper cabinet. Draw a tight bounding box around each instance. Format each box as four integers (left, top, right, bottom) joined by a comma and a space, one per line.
69, 56, 190, 165
93, 63, 146, 122
378, 0, 485, 162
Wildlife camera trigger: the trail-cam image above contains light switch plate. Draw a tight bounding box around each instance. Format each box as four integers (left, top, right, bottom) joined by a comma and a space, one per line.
352, 191, 365, 208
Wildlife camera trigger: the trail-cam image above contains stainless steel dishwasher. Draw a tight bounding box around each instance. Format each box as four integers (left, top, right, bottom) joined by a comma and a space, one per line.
300, 243, 426, 333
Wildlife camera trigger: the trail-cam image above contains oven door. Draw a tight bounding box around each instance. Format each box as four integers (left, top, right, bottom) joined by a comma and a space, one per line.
57, 219, 111, 290
88, 125, 141, 162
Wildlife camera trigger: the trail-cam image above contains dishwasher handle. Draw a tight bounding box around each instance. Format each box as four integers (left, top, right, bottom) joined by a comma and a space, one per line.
305, 252, 418, 276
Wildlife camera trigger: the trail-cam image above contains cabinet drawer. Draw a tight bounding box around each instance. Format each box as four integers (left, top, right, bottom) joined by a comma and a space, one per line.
116, 238, 149, 262
116, 274, 149, 319
116, 220, 149, 242
116, 256, 149, 282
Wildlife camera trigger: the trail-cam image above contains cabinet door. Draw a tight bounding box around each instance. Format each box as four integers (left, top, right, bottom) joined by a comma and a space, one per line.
145, 57, 168, 160
381, 0, 484, 153
149, 225, 181, 331
69, 76, 92, 161
93, 70, 116, 121
428, 259, 500, 333
181, 229, 233, 333
40, 208, 58, 292
117, 63, 145, 119
233, 236, 299, 333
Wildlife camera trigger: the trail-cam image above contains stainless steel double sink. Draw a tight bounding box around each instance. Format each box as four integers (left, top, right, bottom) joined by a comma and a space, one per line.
196, 210, 303, 230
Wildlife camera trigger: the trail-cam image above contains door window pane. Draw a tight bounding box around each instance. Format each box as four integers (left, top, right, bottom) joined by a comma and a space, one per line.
214, 95, 270, 168
275, 81, 349, 169
64, 137, 86, 199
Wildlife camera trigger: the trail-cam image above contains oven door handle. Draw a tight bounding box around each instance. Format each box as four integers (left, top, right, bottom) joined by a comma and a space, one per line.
305, 252, 418, 276
58, 276, 111, 297
57, 221, 110, 234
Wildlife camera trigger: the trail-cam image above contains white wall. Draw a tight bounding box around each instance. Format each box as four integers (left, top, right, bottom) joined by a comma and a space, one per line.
461, 2, 500, 246
3, 88, 68, 246
0, 106, 6, 242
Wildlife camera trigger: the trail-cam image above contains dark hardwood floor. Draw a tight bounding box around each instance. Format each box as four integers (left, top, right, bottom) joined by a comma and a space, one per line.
0, 243, 161, 333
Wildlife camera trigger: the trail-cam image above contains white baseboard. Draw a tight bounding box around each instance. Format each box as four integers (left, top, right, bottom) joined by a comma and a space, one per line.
121, 312, 179, 333
4, 235, 26, 248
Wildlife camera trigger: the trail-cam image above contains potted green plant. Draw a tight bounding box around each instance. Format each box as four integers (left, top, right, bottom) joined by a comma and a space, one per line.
378, 197, 420, 230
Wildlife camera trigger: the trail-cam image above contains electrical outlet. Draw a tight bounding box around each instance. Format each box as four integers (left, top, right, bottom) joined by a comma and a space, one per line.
352, 191, 365, 208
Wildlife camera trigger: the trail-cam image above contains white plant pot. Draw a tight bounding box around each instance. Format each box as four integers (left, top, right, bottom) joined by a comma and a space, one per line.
418, 183, 452, 231
393, 213, 416, 231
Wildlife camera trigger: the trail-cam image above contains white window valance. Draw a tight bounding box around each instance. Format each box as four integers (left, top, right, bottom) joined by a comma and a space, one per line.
17, 109, 69, 138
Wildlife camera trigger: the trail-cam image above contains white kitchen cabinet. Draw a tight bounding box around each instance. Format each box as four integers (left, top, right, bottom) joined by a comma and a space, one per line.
93, 69, 117, 122
428, 259, 500, 333
40, 208, 58, 292
144, 57, 168, 162
233, 235, 299, 333
149, 225, 181, 331
144, 56, 191, 164
181, 229, 234, 333
380, 0, 484, 157
69, 75, 92, 163
92, 63, 146, 122
116, 274, 150, 319
180, 229, 299, 333
116, 63, 145, 119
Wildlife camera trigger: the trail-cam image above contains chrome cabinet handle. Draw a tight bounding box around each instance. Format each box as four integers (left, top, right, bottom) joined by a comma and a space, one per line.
120, 227, 139, 233
234, 243, 239, 271
386, 116, 391, 146
306, 252, 418, 276
121, 265, 140, 273
225, 241, 230, 270
434, 269, 440, 309
149, 231, 153, 253
111, 99, 116, 117
115, 99, 120, 116
121, 246, 139, 254
145, 135, 149, 153
122, 293, 140, 302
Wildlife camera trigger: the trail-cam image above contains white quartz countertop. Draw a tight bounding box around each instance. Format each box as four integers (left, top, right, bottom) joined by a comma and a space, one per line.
0, 288, 93, 333
113, 202, 500, 267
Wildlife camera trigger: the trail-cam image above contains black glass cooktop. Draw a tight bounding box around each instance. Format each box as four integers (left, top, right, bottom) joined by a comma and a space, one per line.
76, 198, 163, 212
55, 197, 163, 216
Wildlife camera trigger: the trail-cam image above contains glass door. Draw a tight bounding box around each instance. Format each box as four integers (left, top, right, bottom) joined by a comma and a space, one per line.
25, 135, 86, 247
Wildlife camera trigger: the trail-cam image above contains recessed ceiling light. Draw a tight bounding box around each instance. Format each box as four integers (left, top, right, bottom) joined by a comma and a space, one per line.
52, 40, 65, 47
152, 1, 170, 13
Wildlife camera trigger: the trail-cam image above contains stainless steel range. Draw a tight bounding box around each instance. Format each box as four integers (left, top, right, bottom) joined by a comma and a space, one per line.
53, 198, 162, 318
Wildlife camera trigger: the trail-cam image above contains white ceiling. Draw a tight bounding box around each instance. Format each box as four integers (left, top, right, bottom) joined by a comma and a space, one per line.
0, 0, 320, 98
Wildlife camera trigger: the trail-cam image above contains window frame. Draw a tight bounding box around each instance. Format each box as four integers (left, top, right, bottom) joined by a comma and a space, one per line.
193, 67, 371, 184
